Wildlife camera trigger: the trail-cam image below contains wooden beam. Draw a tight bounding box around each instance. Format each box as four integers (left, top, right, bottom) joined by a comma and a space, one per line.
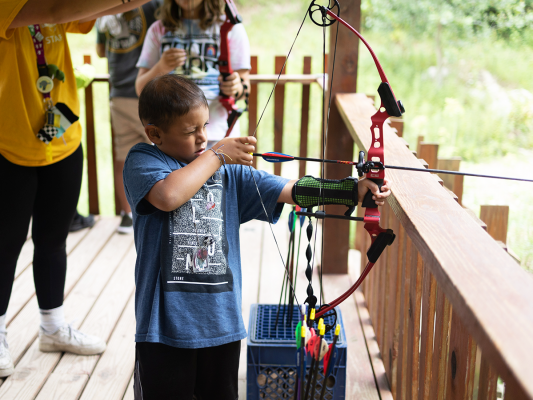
323, 0, 361, 274
273, 56, 286, 177
83, 55, 99, 215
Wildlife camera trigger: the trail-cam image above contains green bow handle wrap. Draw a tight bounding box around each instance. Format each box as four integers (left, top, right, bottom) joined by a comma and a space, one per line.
292, 175, 358, 208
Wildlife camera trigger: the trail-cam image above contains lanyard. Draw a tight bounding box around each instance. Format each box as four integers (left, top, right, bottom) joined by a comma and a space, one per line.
28, 24, 53, 103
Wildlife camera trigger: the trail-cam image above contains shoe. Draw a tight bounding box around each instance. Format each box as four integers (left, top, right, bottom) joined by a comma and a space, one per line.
0, 335, 14, 378
39, 325, 106, 355
117, 212, 133, 234
69, 211, 95, 232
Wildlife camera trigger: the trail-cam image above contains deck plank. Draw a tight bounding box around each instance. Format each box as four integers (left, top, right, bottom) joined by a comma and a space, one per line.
8, 229, 90, 325
78, 294, 136, 400
35, 238, 135, 400
258, 220, 289, 304
3, 218, 119, 368
0, 218, 121, 396
123, 374, 135, 400
239, 220, 264, 398
322, 274, 381, 400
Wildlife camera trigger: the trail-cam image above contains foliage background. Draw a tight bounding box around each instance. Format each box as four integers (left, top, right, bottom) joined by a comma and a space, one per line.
67, 0, 533, 270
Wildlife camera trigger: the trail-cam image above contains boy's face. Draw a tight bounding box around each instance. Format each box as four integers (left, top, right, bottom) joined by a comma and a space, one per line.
148, 105, 210, 164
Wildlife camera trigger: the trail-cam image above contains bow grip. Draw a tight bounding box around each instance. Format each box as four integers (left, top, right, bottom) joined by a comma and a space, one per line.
361, 179, 383, 208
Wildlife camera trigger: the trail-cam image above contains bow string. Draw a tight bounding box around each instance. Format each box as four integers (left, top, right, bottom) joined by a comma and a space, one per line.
247, 0, 402, 329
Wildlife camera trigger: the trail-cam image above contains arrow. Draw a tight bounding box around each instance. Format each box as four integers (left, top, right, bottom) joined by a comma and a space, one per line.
319, 323, 340, 400
253, 152, 533, 183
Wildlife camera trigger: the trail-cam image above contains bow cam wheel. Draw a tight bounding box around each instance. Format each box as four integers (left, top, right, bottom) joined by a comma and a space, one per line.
308, 0, 340, 27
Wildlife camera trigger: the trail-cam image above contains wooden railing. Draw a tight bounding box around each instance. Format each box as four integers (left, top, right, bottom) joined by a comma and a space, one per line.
82, 54, 325, 214
336, 93, 533, 400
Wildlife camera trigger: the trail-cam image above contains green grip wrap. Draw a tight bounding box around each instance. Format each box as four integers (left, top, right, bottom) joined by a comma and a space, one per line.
292, 175, 358, 208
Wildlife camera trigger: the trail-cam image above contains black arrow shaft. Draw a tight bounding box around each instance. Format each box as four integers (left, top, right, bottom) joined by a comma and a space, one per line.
253, 153, 533, 183
385, 165, 533, 183
253, 153, 357, 166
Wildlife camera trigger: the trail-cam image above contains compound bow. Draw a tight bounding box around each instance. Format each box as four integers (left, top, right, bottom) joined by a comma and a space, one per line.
248, 0, 402, 329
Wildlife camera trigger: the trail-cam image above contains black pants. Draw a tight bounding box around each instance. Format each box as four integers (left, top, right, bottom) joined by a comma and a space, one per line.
0, 145, 83, 315
134, 341, 241, 400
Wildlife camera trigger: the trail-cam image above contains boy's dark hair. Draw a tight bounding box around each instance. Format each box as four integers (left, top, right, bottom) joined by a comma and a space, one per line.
138, 74, 208, 131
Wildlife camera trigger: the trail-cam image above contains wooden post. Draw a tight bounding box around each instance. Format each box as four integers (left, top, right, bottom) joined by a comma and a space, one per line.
416, 135, 424, 156
273, 56, 286, 176
323, 0, 361, 274
445, 311, 477, 400
299, 56, 311, 178
83, 55, 100, 215
437, 157, 463, 205
109, 82, 120, 216
390, 117, 404, 137
418, 143, 439, 170
480, 205, 509, 244
478, 353, 498, 400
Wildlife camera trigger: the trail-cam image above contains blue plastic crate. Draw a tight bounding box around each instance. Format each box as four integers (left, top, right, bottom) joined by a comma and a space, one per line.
247, 304, 347, 399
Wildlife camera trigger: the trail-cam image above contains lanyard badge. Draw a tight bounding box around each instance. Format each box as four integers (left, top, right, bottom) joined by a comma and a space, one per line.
28, 24, 77, 160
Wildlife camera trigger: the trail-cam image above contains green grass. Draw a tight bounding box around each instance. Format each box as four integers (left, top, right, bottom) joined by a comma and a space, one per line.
66, 2, 533, 270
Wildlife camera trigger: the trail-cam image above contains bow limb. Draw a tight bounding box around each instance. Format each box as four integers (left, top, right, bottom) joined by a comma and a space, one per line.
219, 0, 246, 137
308, 2, 400, 318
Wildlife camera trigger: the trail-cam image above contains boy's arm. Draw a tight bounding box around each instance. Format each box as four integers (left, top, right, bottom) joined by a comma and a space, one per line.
145, 151, 221, 212
277, 180, 297, 204
145, 137, 255, 212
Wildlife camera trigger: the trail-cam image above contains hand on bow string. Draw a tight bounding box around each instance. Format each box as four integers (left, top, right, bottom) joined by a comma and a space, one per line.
212, 136, 256, 166
358, 177, 392, 207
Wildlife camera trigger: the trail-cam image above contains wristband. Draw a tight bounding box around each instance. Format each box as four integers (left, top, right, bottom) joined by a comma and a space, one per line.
209, 145, 233, 167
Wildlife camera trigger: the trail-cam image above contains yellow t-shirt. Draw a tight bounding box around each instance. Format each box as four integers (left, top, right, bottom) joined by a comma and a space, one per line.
0, 0, 95, 166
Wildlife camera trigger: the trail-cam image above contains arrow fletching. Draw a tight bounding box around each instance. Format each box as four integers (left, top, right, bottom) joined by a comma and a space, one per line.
257, 152, 295, 163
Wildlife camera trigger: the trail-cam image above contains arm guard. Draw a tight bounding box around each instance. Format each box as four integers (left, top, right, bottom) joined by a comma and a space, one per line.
292, 175, 358, 208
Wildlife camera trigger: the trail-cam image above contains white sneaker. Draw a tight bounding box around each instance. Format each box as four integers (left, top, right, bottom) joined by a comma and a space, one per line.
117, 212, 133, 234
0, 336, 14, 378
39, 325, 106, 355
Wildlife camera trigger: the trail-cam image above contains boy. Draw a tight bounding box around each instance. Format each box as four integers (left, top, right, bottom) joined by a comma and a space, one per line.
123, 74, 390, 399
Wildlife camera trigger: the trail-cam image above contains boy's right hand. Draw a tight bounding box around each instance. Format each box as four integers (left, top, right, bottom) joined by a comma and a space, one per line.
211, 136, 256, 166
158, 48, 187, 74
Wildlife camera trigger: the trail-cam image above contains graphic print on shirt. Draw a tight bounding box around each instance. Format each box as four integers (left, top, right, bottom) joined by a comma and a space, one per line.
102, 8, 147, 53
160, 23, 220, 100
160, 172, 233, 293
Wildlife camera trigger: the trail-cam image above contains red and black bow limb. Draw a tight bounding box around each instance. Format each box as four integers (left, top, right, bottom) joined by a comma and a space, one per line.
305, 1, 401, 321
219, 0, 248, 137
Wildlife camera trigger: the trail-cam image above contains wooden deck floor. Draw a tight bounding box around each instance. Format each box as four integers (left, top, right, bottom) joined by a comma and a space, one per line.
0, 216, 390, 400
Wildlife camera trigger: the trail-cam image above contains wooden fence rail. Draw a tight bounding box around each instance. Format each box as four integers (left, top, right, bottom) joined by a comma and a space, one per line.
338, 93, 533, 400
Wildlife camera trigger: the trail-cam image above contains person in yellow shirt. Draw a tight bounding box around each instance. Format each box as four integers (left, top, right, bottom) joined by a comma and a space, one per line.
0, 0, 152, 379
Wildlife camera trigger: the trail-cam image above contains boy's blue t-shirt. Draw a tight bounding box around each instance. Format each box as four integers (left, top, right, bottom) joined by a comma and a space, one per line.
123, 143, 288, 348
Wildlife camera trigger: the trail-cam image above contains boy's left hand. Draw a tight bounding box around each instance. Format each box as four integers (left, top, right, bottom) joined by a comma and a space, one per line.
358, 178, 391, 207
218, 71, 243, 97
